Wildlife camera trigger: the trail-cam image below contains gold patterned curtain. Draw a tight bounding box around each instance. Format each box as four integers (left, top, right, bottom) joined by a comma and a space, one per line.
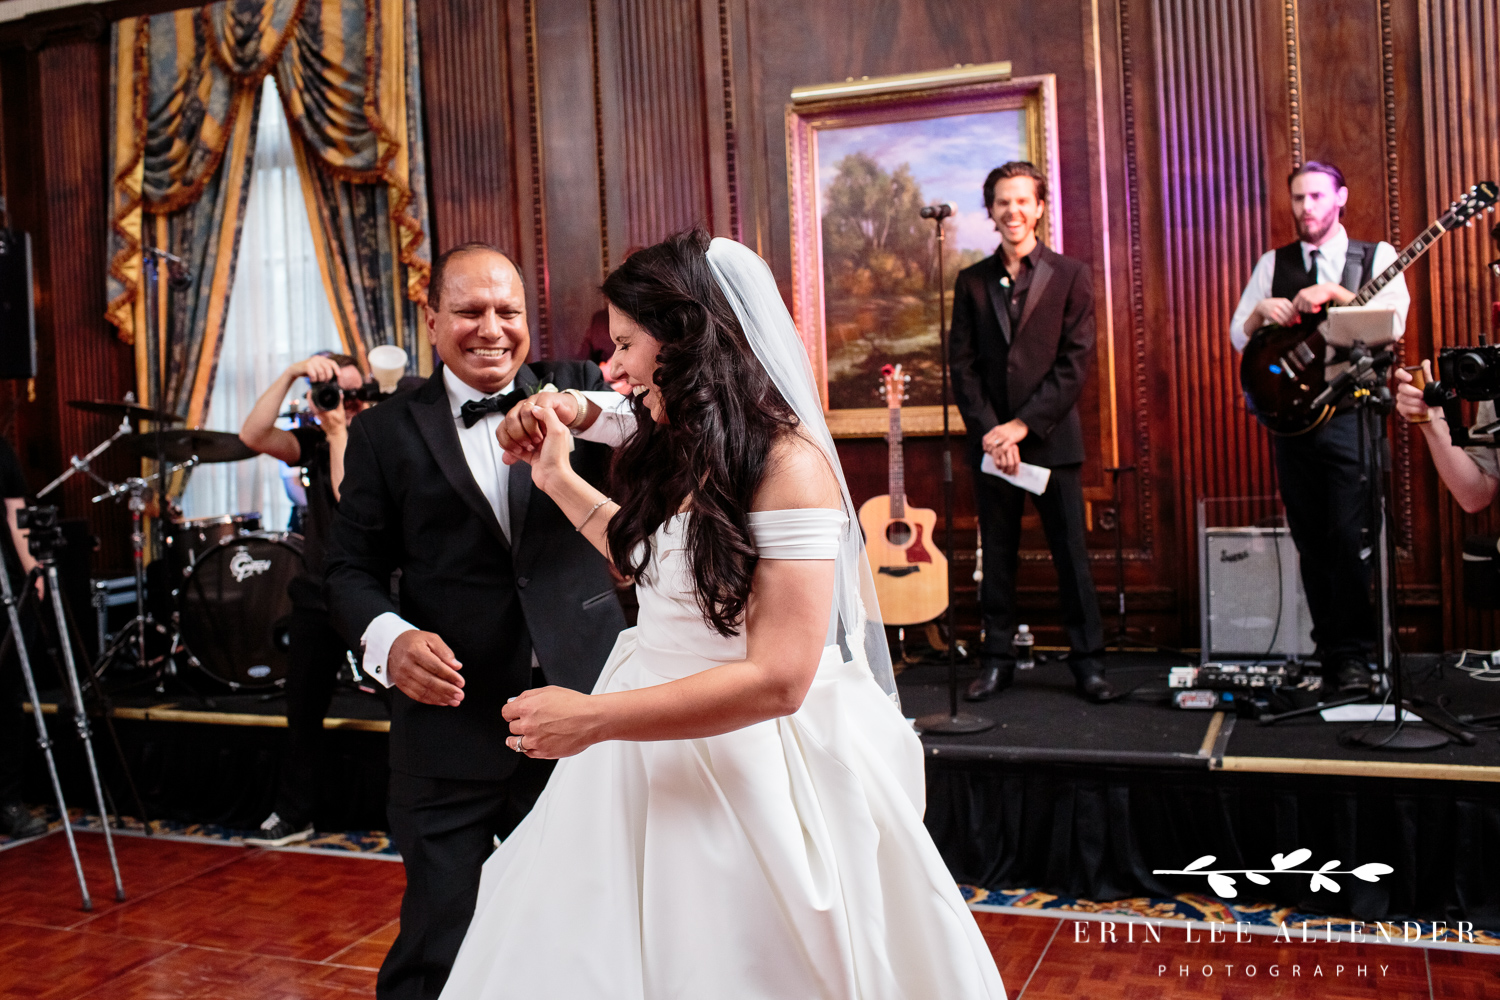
106, 0, 431, 428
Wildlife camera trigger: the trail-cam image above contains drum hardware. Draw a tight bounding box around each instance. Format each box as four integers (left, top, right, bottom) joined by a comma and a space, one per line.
66, 398, 184, 425
123, 429, 257, 465
88, 459, 201, 694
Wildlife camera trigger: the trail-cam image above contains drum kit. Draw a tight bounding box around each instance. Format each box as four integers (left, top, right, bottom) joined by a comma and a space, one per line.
46, 396, 307, 693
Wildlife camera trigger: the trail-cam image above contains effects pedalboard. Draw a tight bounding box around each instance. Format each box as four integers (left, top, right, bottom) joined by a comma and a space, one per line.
1167, 661, 1323, 713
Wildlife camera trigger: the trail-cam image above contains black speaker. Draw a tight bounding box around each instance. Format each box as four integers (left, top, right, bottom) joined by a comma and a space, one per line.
0, 228, 35, 380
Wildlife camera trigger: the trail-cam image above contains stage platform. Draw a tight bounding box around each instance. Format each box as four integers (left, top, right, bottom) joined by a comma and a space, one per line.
22, 651, 1500, 927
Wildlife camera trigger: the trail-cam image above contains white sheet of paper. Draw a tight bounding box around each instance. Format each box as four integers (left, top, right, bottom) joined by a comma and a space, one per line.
980, 455, 1052, 495
1319, 704, 1417, 722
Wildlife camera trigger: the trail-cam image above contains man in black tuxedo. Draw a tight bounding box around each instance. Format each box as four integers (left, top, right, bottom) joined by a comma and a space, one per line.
948, 161, 1114, 704
326, 243, 632, 1000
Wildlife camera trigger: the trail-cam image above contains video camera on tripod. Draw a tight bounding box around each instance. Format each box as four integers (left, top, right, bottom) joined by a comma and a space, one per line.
15, 504, 62, 558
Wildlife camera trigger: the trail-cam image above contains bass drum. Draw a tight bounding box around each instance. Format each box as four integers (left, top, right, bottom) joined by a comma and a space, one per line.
177, 532, 304, 690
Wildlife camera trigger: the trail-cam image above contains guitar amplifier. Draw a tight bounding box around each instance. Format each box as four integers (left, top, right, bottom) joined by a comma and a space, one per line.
1199, 526, 1315, 661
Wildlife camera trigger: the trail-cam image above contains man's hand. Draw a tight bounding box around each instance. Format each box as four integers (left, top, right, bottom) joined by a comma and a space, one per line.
1394, 362, 1439, 425
297, 354, 342, 383
503, 685, 600, 759
1291, 282, 1355, 314
388, 629, 465, 706
498, 391, 577, 457
317, 398, 350, 438
1251, 297, 1300, 328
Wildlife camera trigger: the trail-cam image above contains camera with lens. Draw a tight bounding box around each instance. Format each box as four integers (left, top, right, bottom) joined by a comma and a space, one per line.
1435, 345, 1500, 402
16, 504, 65, 560
308, 379, 388, 412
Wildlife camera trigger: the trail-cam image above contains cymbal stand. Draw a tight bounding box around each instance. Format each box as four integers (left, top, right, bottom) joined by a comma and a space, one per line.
36, 414, 130, 501
90, 457, 197, 686
0, 553, 92, 908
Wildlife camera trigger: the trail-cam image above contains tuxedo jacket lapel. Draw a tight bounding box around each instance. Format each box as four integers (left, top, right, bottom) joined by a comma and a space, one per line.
983, 257, 1013, 344
411, 373, 510, 550
1018, 254, 1054, 336
507, 365, 540, 556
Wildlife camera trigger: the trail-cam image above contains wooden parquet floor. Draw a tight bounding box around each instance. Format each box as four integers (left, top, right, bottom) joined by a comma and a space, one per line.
3, 830, 1497, 998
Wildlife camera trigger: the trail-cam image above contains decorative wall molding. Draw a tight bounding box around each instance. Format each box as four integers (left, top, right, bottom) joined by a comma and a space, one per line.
589, 0, 609, 279
715, 0, 740, 240
523, 0, 550, 356
1283, 0, 1303, 167
1117, 0, 1155, 558
1378, 0, 1413, 552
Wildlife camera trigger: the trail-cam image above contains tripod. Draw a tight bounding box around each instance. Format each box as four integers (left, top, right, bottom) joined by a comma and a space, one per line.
2, 507, 126, 908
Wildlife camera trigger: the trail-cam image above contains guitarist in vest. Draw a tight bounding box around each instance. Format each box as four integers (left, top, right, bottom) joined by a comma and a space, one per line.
1229, 161, 1410, 694
950, 161, 1116, 704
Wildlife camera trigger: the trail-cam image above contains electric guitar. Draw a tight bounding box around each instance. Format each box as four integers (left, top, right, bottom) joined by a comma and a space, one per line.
859, 364, 949, 625
1241, 181, 1497, 435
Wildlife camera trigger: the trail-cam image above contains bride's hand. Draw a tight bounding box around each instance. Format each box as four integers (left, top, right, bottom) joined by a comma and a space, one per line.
500, 404, 574, 485
504, 685, 600, 759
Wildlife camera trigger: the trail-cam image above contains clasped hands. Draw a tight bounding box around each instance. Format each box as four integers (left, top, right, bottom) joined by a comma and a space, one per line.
983, 418, 1029, 475
495, 391, 580, 488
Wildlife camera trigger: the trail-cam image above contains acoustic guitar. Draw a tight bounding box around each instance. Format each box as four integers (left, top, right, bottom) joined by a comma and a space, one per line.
1241, 181, 1497, 435
859, 364, 949, 625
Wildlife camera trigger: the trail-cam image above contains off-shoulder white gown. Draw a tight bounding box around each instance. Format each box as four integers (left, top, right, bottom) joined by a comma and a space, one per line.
440, 509, 1005, 999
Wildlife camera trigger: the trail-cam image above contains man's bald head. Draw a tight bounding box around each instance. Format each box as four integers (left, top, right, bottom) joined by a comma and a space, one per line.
429, 242, 524, 311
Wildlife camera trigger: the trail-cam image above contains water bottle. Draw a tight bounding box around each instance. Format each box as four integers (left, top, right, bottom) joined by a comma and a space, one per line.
1013, 624, 1035, 670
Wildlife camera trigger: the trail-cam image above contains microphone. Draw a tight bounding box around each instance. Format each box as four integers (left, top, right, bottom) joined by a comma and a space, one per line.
919, 202, 956, 220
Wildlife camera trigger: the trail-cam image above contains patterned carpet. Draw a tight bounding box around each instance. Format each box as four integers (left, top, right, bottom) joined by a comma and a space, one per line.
6, 808, 1494, 948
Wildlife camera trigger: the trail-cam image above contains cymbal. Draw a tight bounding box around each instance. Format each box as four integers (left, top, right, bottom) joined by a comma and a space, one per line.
125, 429, 257, 464
68, 399, 184, 424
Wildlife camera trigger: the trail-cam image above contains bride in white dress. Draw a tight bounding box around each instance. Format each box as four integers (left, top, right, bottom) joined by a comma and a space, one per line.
439, 231, 1004, 1000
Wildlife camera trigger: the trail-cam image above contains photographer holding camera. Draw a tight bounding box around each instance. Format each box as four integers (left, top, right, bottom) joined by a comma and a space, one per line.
237, 351, 370, 845
1395, 358, 1500, 514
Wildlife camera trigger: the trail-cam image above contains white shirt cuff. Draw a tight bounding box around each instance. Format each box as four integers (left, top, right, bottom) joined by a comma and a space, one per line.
574, 391, 635, 448
360, 611, 417, 689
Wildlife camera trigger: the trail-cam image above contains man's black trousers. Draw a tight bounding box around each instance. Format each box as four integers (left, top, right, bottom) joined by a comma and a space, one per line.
274, 607, 351, 827
974, 462, 1104, 673
377, 759, 554, 1000
1271, 408, 1376, 663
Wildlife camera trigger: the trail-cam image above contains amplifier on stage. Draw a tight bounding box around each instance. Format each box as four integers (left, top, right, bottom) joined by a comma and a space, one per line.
1197, 518, 1316, 662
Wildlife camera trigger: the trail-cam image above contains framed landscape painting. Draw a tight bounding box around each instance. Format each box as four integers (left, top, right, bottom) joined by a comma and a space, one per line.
786, 65, 1060, 437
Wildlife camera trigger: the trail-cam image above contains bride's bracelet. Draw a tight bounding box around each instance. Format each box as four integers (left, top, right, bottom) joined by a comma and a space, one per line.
576, 497, 613, 533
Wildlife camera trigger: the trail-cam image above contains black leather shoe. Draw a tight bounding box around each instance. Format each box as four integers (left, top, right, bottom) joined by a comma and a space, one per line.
1331, 659, 1373, 695
1075, 671, 1120, 704
965, 659, 1015, 701
0, 801, 46, 839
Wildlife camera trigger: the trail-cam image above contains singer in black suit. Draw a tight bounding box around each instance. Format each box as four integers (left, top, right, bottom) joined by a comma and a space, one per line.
948, 161, 1113, 704
325, 244, 631, 1000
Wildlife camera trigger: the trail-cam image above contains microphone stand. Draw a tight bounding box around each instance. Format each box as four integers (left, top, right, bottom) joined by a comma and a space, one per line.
915, 207, 994, 735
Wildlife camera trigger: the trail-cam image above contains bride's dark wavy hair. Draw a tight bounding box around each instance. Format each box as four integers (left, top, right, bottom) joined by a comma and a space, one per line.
603, 229, 797, 637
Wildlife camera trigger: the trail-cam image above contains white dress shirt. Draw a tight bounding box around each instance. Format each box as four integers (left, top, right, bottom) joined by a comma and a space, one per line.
359, 370, 634, 688
1228, 225, 1410, 352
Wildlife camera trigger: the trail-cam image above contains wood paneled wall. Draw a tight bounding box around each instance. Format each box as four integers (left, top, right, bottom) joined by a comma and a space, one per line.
3, 0, 1496, 643
1, 33, 134, 574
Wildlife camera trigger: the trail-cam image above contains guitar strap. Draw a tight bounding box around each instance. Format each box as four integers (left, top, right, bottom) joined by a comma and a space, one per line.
1340, 239, 1377, 292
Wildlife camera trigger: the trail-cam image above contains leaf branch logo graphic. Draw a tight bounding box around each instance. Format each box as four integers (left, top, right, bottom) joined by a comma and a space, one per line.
1153, 849, 1393, 899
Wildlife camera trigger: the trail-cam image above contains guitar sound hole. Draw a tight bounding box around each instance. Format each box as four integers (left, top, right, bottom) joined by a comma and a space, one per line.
885, 521, 912, 546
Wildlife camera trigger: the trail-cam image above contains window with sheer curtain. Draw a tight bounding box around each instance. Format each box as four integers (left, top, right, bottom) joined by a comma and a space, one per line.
180, 77, 342, 529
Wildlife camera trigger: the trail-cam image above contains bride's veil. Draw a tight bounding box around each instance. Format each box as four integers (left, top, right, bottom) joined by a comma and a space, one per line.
705, 237, 898, 701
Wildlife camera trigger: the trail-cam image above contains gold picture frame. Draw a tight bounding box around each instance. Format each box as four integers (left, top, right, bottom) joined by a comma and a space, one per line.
785, 64, 1060, 438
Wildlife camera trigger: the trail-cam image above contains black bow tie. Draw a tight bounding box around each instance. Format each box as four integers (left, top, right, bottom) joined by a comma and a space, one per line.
459, 388, 528, 428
